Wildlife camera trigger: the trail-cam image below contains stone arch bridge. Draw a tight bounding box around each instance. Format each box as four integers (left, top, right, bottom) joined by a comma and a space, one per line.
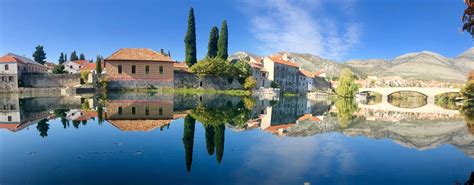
359, 87, 461, 102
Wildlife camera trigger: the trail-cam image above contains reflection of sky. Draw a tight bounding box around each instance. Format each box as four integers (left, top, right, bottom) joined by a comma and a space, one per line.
1, 117, 474, 185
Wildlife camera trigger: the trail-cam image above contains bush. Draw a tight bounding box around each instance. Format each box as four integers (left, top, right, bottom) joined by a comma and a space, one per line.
52, 64, 66, 74
243, 76, 256, 90
190, 57, 251, 82
80, 71, 91, 84
270, 81, 279, 88
336, 68, 358, 98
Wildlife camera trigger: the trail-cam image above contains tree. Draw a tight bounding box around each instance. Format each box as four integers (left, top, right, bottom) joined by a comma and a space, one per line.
65, 54, 68, 61
207, 26, 219, 58
185, 7, 197, 66
182, 115, 196, 173
243, 76, 257, 90
58, 52, 66, 64
32, 45, 47, 64
214, 124, 225, 163
70, 51, 79, 61
205, 125, 215, 155
96, 55, 103, 74
335, 98, 357, 128
463, 0, 474, 37
336, 68, 359, 98
79, 53, 86, 60
52, 64, 66, 74
167, 50, 171, 57
36, 119, 49, 138
217, 20, 228, 60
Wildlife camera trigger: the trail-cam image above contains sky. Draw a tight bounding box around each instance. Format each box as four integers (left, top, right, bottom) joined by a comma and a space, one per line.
0, 0, 472, 63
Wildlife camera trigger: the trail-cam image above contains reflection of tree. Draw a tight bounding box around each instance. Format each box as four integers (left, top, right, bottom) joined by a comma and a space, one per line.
243, 96, 256, 110
182, 115, 196, 173
97, 105, 104, 125
461, 101, 474, 134
72, 120, 81, 128
335, 98, 357, 128
205, 125, 215, 155
36, 119, 49, 138
214, 124, 225, 163
465, 172, 474, 185
189, 102, 250, 128
54, 109, 69, 128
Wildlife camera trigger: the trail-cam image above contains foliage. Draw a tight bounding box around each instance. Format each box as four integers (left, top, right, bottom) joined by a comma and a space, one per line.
52, 64, 66, 74
165, 88, 251, 96
214, 124, 225, 163
58, 52, 66, 64
232, 59, 252, 82
64, 54, 68, 61
243, 96, 256, 110
79, 53, 86, 60
185, 7, 197, 67
32, 45, 47, 64
335, 98, 357, 128
36, 119, 49, 138
204, 125, 215, 155
189, 102, 251, 128
207, 26, 219, 58
182, 115, 196, 172
80, 71, 90, 84
462, 81, 474, 100
190, 58, 251, 82
96, 55, 103, 74
463, 1, 474, 37
336, 68, 359, 98
70, 51, 79, 61
217, 20, 228, 60
243, 76, 257, 90
270, 81, 279, 88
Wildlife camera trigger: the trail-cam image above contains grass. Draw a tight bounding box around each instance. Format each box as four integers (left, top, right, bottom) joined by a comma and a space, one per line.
127, 88, 252, 96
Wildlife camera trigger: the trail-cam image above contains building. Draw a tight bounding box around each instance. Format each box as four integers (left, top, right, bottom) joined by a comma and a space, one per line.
262, 54, 300, 93
298, 69, 314, 94
0, 53, 49, 90
248, 56, 270, 89
105, 48, 174, 89
44, 62, 57, 73
64, 60, 89, 74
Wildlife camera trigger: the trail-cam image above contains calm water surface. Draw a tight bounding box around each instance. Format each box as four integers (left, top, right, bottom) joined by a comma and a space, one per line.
1, 93, 473, 185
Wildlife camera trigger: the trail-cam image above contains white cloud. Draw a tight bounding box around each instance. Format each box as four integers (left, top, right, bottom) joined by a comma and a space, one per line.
240, 0, 361, 60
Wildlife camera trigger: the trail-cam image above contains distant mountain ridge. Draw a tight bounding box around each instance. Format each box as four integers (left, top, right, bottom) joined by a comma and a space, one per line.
231, 48, 474, 83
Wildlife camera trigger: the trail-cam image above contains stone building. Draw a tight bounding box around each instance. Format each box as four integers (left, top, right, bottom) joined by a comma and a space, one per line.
105, 48, 174, 89
248, 56, 270, 89
262, 55, 300, 93
298, 69, 314, 94
64, 60, 89, 74
0, 53, 48, 90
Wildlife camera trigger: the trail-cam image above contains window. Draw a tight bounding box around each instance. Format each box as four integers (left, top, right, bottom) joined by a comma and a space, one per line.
159, 66, 163, 75
7, 116, 12, 122
118, 65, 122, 74
132, 107, 136, 114
70, 66, 73, 69
145, 65, 150, 74
145, 107, 149, 115
132, 65, 136, 74
1, 77, 5, 82
159, 107, 163, 115
8, 76, 13, 82
118, 107, 122, 115
4, 64, 8, 71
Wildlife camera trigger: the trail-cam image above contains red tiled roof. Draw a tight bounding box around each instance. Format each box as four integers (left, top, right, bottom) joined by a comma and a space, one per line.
264, 123, 295, 134
0, 56, 18, 63
107, 119, 173, 132
80, 62, 96, 72
268, 55, 299, 68
105, 48, 174, 62
173, 62, 190, 72
299, 69, 314, 78
314, 70, 325, 77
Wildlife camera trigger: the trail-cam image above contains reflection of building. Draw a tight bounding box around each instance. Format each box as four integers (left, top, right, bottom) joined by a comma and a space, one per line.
105, 99, 175, 132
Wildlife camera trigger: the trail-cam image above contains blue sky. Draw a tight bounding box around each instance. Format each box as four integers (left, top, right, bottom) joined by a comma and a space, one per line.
0, 0, 472, 63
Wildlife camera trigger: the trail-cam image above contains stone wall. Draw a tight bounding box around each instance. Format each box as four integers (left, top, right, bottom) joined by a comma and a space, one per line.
21, 74, 81, 88
174, 71, 242, 90
0, 74, 18, 91
107, 80, 173, 89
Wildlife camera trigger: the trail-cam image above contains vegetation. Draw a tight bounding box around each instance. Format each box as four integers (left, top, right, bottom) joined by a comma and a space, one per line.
217, 20, 228, 60
32, 45, 47, 64
463, 0, 474, 37
79, 53, 86, 60
336, 68, 359, 98
270, 81, 279, 88
185, 7, 197, 67
52, 64, 66, 74
182, 115, 196, 173
36, 119, 50, 138
80, 71, 90, 84
96, 55, 103, 74
58, 52, 66, 64
243, 76, 257, 90
207, 26, 219, 58
70, 51, 79, 61
190, 57, 251, 81
165, 88, 251, 96
335, 98, 357, 128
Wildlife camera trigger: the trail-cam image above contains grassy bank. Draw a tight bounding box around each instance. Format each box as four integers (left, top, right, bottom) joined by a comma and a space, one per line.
112, 88, 252, 96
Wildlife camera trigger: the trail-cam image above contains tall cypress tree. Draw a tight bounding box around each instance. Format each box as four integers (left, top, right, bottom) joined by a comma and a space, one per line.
184, 7, 197, 66
96, 55, 102, 74
58, 52, 65, 64
79, 53, 86, 60
32, 45, 47, 64
205, 124, 215, 155
214, 124, 225, 163
182, 115, 196, 173
70, 51, 79, 61
217, 20, 228, 60
207, 26, 219, 58
65, 54, 68, 62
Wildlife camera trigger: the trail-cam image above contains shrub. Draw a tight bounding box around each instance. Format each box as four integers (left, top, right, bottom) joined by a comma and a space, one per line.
190, 57, 251, 82
336, 68, 359, 98
52, 64, 66, 74
243, 76, 257, 90
270, 81, 279, 88
80, 71, 91, 84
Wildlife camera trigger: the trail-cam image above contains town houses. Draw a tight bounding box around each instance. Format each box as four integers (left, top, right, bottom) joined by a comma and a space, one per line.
0, 53, 49, 89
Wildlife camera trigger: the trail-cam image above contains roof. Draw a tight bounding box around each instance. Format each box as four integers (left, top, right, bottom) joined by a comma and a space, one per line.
173, 62, 191, 72
105, 48, 174, 62
72, 60, 89, 66
0, 53, 47, 68
107, 119, 172, 132
264, 123, 295, 134
0, 56, 17, 63
44, 62, 56, 68
80, 62, 96, 72
299, 69, 314, 78
268, 55, 299, 68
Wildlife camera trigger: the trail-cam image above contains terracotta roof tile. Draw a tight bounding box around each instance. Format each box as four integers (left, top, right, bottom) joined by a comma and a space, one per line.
0, 56, 18, 63
173, 62, 191, 72
107, 119, 172, 132
268, 55, 299, 68
106, 48, 174, 62
299, 69, 314, 78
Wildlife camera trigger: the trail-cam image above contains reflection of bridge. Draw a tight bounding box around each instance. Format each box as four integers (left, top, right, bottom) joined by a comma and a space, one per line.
359, 87, 461, 103
358, 101, 460, 115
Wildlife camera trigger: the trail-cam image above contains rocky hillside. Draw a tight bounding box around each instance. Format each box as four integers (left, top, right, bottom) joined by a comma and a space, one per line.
232, 48, 474, 83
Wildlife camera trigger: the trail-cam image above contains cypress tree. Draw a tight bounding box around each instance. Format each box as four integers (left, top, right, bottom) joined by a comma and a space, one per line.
207, 26, 219, 58
184, 7, 197, 66
182, 115, 196, 173
79, 53, 86, 60
32, 45, 47, 64
70, 51, 79, 61
96, 55, 102, 74
214, 124, 225, 163
167, 50, 171, 57
65, 54, 68, 61
205, 124, 215, 155
217, 20, 228, 60
58, 52, 65, 64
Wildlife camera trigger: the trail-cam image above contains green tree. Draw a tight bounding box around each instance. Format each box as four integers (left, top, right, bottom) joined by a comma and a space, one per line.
52, 64, 66, 74
58, 52, 66, 64
207, 26, 219, 58
70, 51, 79, 61
462, 81, 474, 100
182, 115, 196, 173
96, 55, 103, 74
64, 54, 68, 61
217, 20, 228, 60
214, 124, 225, 163
336, 68, 359, 98
185, 7, 197, 66
243, 76, 257, 90
97, 105, 104, 125
36, 119, 49, 138
79, 53, 86, 60
32, 45, 47, 64
205, 125, 215, 155
335, 98, 357, 128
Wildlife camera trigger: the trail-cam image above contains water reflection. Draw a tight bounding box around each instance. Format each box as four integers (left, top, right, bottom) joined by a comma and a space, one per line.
0, 92, 473, 183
